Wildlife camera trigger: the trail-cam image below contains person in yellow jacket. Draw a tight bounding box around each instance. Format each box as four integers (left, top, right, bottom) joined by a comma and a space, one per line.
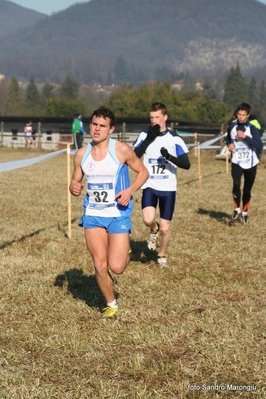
249, 114, 262, 136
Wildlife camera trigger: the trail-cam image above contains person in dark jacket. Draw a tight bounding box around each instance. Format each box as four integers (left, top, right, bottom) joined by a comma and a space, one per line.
226, 102, 263, 224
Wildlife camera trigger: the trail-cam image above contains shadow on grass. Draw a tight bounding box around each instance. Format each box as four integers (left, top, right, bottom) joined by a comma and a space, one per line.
57, 218, 79, 238
198, 207, 230, 223
54, 268, 111, 310
54, 240, 157, 309
0, 218, 79, 250
183, 171, 222, 185
0, 228, 45, 250
130, 240, 158, 263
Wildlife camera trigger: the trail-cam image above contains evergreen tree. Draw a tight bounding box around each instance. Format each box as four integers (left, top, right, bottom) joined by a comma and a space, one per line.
114, 56, 129, 84
202, 77, 217, 100
6, 76, 23, 115
258, 80, 266, 126
259, 80, 266, 109
40, 82, 55, 116
59, 76, 79, 99
42, 82, 55, 99
25, 77, 41, 113
223, 64, 248, 110
0, 79, 9, 115
248, 77, 259, 111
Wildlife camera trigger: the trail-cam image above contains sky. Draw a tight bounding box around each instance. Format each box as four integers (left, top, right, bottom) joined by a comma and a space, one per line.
9, 0, 88, 15
9, 0, 266, 15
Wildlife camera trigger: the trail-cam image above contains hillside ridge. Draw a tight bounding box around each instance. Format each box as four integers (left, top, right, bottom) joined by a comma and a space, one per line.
0, 0, 46, 38
0, 0, 266, 83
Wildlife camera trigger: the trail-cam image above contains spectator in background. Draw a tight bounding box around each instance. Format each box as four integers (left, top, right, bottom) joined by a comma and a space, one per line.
24, 120, 34, 148
249, 114, 263, 138
72, 113, 81, 150
77, 113, 86, 148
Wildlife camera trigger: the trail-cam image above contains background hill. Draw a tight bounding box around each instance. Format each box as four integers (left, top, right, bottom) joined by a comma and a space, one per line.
0, 0, 46, 38
0, 0, 266, 84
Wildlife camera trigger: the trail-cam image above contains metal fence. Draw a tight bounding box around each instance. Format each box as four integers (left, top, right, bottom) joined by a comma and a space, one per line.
0, 119, 225, 151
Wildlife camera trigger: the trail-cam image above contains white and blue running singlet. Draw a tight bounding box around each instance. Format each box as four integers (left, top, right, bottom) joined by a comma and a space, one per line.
81, 138, 133, 217
134, 128, 189, 191
230, 124, 259, 169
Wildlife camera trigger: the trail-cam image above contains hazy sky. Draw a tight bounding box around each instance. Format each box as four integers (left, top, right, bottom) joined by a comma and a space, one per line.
7, 0, 266, 15
9, 0, 88, 15
9, 0, 266, 15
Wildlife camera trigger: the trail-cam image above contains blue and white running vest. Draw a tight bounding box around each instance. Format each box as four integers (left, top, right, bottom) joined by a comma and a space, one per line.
81, 138, 133, 217
230, 124, 259, 169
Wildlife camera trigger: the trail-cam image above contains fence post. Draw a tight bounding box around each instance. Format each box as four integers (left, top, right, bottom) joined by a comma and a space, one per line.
219, 124, 225, 152
67, 142, 72, 239
198, 141, 201, 187
37, 122, 42, 150
1, 121, 3, 146
194, 132, 198, 156
122, 122, 126, 143
52, 133, 56, 151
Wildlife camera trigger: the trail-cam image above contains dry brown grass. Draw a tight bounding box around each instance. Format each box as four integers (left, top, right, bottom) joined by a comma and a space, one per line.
0, 147, 266, 398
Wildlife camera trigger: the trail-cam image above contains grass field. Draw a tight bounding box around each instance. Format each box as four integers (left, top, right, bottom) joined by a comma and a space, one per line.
0, 147, 265, 398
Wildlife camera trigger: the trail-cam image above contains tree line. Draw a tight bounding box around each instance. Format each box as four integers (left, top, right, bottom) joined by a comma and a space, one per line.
1, 64, 266, 127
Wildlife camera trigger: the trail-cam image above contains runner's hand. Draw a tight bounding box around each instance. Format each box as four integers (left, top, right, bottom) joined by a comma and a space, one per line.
146, 124, 160, 143
160, 147, 170, 159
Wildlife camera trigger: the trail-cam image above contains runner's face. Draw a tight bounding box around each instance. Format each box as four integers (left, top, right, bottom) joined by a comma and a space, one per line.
237, 110, 249, 124
90, 116, 115, 141
150, 110, 168, 131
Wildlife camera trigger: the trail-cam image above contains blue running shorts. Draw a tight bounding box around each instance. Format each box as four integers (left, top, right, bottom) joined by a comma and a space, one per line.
141, 187, 176, 221
79, 215, 132, 234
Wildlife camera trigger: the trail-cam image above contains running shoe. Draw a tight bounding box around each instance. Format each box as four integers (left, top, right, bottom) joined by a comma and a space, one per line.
157, 256, 168, 268
147, 223, 159, 250
242, 214, 249, 224
102, 307, 118, 318
230, 210, 241, 222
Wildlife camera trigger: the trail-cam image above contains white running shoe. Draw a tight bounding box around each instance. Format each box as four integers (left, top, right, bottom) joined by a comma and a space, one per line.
157, 256, 168, 268
242, 214, 249, 224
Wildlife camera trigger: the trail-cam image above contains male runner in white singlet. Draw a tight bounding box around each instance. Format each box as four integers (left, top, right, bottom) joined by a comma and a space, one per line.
69, 106, 148, 318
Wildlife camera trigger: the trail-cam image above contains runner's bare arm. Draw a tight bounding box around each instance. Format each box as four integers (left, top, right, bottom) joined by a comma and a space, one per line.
115, 143, 149, 206
69, 148, 85, 196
